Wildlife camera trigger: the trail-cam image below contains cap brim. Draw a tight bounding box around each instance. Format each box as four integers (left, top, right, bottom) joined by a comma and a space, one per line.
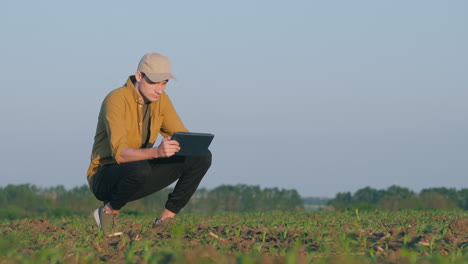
145, 73, 176, 83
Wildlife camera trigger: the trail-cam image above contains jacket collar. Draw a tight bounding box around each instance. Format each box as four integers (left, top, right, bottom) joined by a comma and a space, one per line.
125, 76, 147, 105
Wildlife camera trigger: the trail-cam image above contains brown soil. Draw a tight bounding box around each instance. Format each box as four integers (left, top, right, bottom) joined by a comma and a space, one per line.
2, 216, 468, 263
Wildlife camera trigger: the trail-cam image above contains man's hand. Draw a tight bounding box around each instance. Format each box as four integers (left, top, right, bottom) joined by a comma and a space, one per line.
156, 137, 181, 158
117, 137, 180, 163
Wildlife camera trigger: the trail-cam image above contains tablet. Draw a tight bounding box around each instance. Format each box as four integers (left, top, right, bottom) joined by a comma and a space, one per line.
171, 132, 214, 156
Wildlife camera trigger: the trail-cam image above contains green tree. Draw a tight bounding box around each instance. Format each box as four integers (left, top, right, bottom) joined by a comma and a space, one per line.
352, 186, 384, 205
385, 185, 414, 200
419, 192, 456, 209
329, 192, 352, 210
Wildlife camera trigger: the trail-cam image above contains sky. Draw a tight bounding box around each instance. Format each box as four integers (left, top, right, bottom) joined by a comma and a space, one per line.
2, 0, 467, 198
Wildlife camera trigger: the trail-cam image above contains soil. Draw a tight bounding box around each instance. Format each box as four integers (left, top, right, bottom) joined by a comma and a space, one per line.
2, 215, 468, 263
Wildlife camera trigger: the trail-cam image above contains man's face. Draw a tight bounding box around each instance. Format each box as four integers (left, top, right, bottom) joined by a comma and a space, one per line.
135, 71, 168, 103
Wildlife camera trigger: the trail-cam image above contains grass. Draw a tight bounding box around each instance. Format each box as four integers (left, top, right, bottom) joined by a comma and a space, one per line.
1, 210, 468, 263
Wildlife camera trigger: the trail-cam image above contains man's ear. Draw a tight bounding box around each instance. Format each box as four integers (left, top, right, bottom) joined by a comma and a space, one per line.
135, 71, 143, 82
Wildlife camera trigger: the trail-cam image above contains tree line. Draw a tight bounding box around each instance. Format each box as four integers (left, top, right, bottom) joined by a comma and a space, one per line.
0, 184, 303, 220
2, 184, 467, 220
329, 185, 468, 210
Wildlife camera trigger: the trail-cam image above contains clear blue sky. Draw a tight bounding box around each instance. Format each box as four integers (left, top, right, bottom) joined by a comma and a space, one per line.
2, 0, 467, 197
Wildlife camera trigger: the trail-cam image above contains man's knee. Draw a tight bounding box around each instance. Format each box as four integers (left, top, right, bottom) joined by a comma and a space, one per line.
187, 150, 212, 170
200, 150, 212, 169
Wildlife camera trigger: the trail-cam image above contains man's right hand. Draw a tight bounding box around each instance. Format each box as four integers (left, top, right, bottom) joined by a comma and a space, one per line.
156, 137, 181, 158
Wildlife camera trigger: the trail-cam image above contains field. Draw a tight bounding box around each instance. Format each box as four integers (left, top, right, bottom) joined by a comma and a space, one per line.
1, 210, 468, 263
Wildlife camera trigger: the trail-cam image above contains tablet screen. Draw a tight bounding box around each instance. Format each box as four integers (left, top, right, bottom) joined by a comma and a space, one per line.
171, 132, 214, 156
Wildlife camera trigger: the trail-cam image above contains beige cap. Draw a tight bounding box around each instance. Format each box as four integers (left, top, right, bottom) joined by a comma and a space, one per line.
137, 52, 176, 82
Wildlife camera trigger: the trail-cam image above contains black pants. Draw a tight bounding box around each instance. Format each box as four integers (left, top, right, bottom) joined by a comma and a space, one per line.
90, 151, 212, 214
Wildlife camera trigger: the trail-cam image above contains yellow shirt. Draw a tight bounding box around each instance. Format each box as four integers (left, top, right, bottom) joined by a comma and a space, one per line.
87, 76, 188, 182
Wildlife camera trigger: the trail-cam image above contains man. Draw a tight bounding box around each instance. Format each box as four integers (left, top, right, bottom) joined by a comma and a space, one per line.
87, 52, 212, 233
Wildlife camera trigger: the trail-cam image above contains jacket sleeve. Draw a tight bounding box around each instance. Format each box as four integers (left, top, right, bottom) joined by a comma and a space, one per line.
103, 93, 129, 163
159, 93, 189, 137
